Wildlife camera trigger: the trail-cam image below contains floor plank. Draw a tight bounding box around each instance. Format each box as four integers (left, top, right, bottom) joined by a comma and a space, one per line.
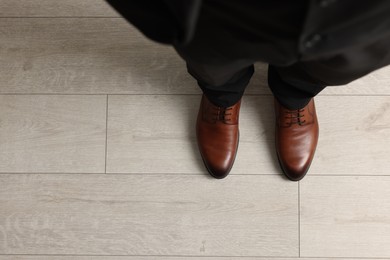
0, 18, 200, 95
0, 174, 298, 256
0, 0, 117, 17
2, 94, 387, 175
1, 18, 389, 95
106, 95, 390, 176
312, 96, 390, 175
321, 65, 390, 95
300, 176, 390, 258
0, 95, 106, 173
106, 95, 279, 175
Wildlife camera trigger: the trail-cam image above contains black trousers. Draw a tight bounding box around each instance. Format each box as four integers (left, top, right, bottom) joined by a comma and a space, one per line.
105, 0, 390, 110
174, 35, 390, 109
171, 1, 390, 110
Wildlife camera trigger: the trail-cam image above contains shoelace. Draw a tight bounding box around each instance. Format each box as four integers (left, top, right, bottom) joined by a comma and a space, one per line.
285, 108, 306, 126
212, 106, 233, 123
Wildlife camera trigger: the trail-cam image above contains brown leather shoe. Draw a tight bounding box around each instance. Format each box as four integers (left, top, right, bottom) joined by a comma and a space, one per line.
196, 95, 240, 179
275, 98, 319, 181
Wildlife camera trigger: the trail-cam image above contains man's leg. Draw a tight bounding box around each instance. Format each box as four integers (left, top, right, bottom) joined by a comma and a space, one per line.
175, 51, 255, 178
268, 37, 390, 181
268, 64, 321, 181
187, 61, 254, 108
174, 41, 255, 107
269, 32, 390, 109
268, 64, 326, 110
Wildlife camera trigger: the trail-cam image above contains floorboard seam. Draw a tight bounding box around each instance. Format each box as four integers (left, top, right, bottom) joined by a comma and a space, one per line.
104, 95, 109, 174
298, 181, 301, 257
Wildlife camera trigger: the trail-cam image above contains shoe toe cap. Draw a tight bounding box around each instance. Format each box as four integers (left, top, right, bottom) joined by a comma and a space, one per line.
281, 164, 309, 181
201, 150, 236, 179
278, 155, 311, 181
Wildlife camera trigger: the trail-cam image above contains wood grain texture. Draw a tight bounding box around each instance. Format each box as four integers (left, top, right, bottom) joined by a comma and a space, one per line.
300, 176, 390, 257
0, 18, 201, 95
1, 18, 389, 95
0, 95, 106, 173
321, 65, 390, 95
0, 174, 298, 256
0, 0, 117, 17
312, 96, 390, 175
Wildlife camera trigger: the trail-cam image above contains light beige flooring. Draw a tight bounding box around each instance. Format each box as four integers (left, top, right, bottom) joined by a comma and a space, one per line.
1, 1, 390, 259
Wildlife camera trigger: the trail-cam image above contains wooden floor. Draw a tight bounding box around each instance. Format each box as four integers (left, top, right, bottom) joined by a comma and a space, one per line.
1, 1, 390, 259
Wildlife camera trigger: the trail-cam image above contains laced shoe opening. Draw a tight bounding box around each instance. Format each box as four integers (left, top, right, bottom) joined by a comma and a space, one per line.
284, 108, 306, 126
213, 106, 233, 123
